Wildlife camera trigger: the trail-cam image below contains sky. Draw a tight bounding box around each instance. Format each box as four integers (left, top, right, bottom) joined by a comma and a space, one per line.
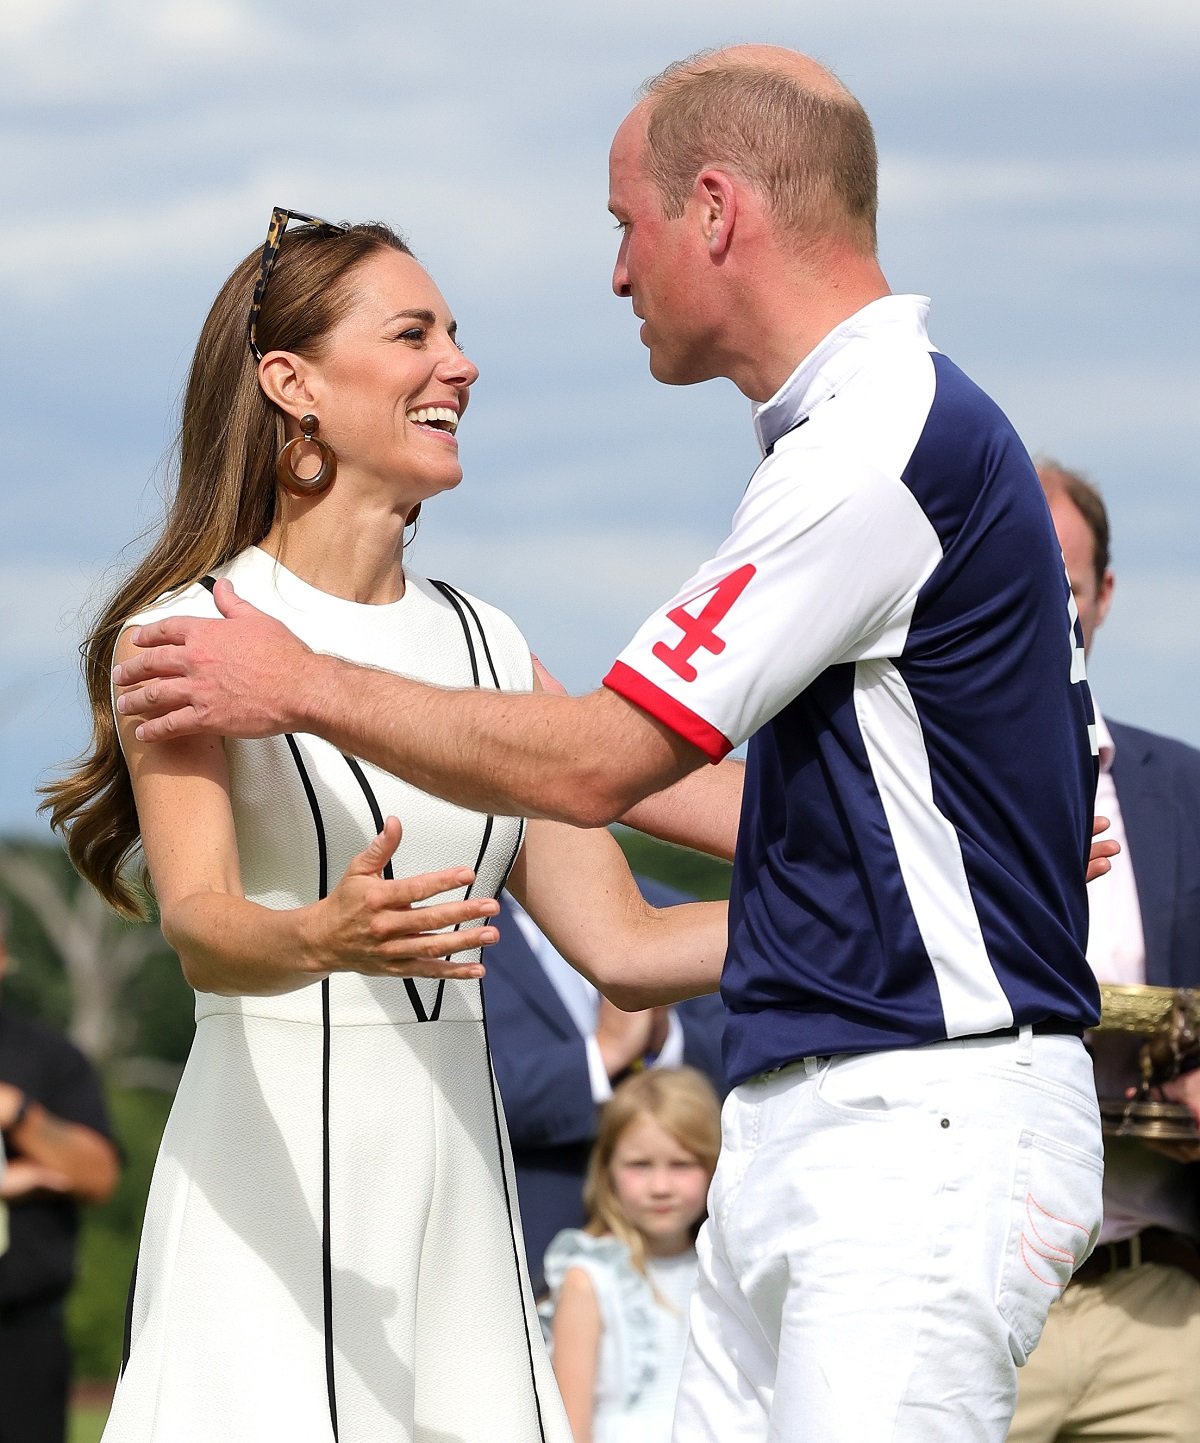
2, 0, 1197, 835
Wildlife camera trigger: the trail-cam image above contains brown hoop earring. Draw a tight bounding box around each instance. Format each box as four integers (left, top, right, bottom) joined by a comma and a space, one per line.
405, 503, 422, 529
276, 414, 337, 497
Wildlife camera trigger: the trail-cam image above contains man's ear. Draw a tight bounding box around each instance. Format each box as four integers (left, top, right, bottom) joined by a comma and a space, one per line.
1095, 568, 1115, 633
257, 351, 319, 420
695, 169, 738, 258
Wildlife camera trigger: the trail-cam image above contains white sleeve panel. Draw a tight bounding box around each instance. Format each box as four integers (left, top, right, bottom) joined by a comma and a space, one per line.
606, 442, 944, 756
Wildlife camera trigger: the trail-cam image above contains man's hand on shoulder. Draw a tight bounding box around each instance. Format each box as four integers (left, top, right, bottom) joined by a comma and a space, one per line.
114, 580, 317, 743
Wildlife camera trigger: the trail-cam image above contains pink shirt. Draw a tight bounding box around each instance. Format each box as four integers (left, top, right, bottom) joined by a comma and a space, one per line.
1086, 710, 1147, 987
1087, 709, 1195, 1244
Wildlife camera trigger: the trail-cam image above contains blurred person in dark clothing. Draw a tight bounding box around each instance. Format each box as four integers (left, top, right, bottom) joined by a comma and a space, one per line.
0, 907, 120, 1443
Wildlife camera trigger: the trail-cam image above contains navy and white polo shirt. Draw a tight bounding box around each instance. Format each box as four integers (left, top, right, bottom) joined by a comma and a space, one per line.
605, 295, 1100, 1087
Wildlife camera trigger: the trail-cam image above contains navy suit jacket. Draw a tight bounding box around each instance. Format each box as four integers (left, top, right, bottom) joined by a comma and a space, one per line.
1107, 720, 1200, 1227
1108, 720, 1200, 989
483, 877, 726, 1293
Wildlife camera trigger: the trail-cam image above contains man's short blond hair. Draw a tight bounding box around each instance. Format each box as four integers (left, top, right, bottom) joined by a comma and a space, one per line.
639, 54, 878, 254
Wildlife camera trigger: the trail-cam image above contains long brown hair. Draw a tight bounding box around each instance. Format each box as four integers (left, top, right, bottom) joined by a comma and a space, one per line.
582, 1066, 721, 1281
40, 220, 414, 918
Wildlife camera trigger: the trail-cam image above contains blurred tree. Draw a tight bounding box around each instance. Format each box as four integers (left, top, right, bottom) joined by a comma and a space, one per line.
0, 840, 192, 1079
68, 1088, 175, 1385
613, 825, 732, 901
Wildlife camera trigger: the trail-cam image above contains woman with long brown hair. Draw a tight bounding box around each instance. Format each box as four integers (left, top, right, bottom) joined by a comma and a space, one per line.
45, 211, 729, 1443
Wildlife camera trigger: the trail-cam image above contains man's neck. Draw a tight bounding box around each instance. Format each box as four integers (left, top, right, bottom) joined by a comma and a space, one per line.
729, 253, 891, 402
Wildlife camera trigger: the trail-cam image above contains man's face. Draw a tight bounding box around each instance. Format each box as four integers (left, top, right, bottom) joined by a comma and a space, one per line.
607, 107, 714, 386
1049, 494, 1113, 656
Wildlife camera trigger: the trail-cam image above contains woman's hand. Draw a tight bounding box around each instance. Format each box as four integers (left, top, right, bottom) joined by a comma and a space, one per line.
531, 654, 567, 696
307, 817, 498, 979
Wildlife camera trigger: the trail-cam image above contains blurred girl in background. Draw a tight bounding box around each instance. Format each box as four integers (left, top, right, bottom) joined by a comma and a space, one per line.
545, 1067, 721, 1443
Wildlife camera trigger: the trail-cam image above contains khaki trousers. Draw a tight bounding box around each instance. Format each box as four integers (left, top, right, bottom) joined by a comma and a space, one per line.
1007, 1263, 1200, 1442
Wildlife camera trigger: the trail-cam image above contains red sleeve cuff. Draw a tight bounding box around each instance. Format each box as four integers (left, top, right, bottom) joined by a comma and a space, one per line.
603, 661, 733, 762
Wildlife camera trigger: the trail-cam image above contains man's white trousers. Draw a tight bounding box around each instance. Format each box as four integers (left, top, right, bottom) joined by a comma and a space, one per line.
672, 1029, 1103, 1442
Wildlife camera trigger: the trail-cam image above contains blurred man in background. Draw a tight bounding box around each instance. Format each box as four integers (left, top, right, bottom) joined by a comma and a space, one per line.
1008, 462, 1200, 1441
0, 907, 121, 1443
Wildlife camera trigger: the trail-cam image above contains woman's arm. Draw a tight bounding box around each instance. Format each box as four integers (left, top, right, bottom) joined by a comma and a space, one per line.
508, 818, 727, 1010
531, 656, 743, 862
617, 758, 743, 862
551, 1266, 602, 1443
115, 629, 501, 997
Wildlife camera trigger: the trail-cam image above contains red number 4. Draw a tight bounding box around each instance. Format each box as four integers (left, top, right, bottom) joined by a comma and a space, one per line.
652, 564, 756, 682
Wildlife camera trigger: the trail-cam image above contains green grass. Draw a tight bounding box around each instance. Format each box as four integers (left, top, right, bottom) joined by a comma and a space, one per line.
69, 1404, 109, 1443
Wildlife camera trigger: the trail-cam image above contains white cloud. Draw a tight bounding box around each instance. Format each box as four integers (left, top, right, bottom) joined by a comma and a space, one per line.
0, 158, 607, 304
0, 0, 276, 101
0, 191, 250, 300
882, 156, 1200, 213
0, 0, 77, 43
1102, 569, 1200, 665
148, 0, 265, 51
990, 360, 1200, 437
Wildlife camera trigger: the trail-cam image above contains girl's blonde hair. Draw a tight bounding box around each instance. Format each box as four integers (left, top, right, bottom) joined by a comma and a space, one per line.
40, 220, 413, 918
582, 1066, 721, 1280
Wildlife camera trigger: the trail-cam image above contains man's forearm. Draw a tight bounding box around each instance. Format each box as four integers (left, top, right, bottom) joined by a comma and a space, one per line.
298, 654, 696, 825
3, 1101, 118, 1204
116, 588, 708, 820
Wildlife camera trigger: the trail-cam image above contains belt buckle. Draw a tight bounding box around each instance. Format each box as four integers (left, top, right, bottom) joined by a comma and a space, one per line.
1101, 1234, 1140, 1274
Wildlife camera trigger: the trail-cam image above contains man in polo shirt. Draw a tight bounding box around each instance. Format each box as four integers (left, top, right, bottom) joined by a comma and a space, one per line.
113, 45, 1104, 1441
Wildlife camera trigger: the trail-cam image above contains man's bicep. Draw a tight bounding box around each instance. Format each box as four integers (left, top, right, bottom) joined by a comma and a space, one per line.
607, 458, 942, 750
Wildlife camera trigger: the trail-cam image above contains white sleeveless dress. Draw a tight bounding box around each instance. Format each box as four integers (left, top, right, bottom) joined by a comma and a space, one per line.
102, 546, 571, 1443
542, 1230, 698, 1443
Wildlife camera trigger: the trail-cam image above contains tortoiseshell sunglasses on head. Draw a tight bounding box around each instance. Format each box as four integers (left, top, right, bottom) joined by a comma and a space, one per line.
246, 206, 348, 361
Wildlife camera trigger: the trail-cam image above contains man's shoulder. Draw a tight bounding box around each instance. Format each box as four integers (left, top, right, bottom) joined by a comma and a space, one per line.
1109, 718, 1200, 762
1110, 719, 1200, 782
1, 1005, 92, 1066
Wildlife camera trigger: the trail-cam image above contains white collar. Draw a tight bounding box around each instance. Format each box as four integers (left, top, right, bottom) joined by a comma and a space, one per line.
1093, 703, 1115, 774
752, 294, 933, 456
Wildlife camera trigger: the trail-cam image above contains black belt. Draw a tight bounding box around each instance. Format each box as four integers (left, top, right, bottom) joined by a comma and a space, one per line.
954, 1020, 1085, 1043
785, 1020, 1085, 1074
1073, 1227, 1200, 1287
